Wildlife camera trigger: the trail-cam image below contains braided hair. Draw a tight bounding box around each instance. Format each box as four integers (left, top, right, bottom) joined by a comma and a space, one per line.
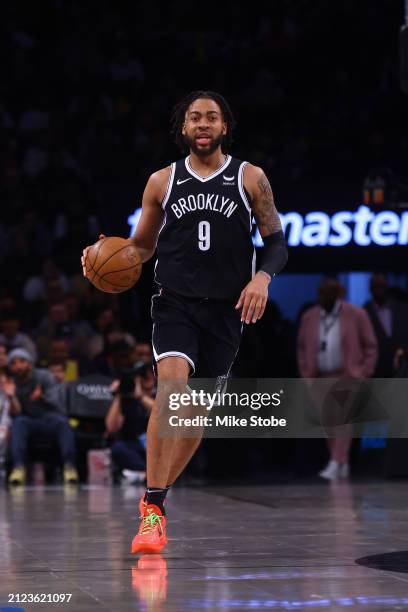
170, 90, 236, 153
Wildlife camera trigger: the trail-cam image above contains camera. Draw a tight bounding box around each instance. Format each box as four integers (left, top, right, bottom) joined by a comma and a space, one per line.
118, 362, 151, 397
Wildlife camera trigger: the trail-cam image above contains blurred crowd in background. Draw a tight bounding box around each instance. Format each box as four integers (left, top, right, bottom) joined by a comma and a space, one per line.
1, 0, 406, 260
1, 0, 408, 484
0, 270, 407, 487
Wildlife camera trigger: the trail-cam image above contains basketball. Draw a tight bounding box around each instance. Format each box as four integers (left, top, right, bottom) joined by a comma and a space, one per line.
85, 236, 142, 293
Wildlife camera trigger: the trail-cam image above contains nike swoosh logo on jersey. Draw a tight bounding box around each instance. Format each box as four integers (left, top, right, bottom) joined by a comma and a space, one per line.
177, 178, 193, 185
223, 175, 234, 181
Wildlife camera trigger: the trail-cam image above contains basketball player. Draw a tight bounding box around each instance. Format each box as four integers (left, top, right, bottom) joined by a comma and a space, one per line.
82, 91, 288, 554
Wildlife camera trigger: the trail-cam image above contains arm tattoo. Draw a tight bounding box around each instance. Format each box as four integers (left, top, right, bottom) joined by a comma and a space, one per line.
253, 174, 282, 234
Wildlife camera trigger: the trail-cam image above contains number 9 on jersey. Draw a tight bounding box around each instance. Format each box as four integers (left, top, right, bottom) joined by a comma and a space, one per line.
198, 221, 211, 251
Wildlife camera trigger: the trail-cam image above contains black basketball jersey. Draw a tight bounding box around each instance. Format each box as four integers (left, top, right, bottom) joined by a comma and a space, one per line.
155, 155, 255, 301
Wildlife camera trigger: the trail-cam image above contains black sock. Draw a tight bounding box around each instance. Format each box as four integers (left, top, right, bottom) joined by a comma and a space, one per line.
144, 485, 170, 503
145, 488, 166, 515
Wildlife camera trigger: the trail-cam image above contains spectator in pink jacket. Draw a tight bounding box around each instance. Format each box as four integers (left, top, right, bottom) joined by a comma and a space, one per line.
297, 278, 378, 480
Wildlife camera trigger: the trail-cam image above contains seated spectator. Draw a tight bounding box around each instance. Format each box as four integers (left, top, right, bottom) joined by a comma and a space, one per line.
133, 341, 153, 365
0, 309, 37, 361
0, 373, 11, 482
48, 338, 80, 380
6, 348, 78, 485
105, 363, 154, 483
0, 343, 8, 375
23, 263, 70, 329
79, 284, 119, 322
47, 359, 69, 414
53, 199, 99, 274
64, 293, 95, 350
48, 359, 67, 384
35, 300, 94, 361
23, 259, 70, 302
87, 307, 115, 359
7, 208, 52, 260
102, 321, 136, 349
91, 330, 136, 376
44, 277, 67, 305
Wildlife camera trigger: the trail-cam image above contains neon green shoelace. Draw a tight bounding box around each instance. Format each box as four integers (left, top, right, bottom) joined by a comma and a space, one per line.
141, 511, 163, 535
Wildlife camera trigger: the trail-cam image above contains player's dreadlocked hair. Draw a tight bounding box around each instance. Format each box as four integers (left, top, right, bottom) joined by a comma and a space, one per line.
170, 90, 236, 153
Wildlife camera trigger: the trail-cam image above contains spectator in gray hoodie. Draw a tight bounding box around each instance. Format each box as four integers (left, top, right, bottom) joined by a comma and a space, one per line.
6, 349, 78, 485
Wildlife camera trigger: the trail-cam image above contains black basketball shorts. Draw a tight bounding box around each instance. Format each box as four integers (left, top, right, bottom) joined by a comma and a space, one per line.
151, 288, 242, 378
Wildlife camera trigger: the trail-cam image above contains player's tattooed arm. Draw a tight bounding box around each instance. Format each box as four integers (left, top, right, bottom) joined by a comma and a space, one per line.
235, 165, 286, 324
251, 172, 282, 236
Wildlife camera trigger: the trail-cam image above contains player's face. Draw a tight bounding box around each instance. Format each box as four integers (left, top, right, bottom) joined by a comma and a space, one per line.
182, 99, 227, 156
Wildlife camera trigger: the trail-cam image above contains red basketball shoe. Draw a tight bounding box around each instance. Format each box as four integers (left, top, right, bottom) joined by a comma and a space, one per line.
139, 494, 147, 517
131, 504, 167, 554
139, 493, 167, 517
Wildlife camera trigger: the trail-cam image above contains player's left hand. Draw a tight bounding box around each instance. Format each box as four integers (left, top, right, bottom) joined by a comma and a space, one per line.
235, 272, 270, 324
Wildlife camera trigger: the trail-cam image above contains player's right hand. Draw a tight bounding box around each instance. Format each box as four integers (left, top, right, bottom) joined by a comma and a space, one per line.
235, 272, 269, 324
81, 234, 106, 276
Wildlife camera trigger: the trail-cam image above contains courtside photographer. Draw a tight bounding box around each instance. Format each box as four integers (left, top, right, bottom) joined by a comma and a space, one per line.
106, 353, 155, 484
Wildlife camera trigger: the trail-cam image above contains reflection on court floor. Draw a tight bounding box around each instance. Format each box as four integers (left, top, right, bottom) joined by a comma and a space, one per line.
1, 482, 408, 611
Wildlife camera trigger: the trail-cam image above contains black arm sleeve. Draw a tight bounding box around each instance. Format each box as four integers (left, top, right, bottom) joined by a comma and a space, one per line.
259, 230, 288, 277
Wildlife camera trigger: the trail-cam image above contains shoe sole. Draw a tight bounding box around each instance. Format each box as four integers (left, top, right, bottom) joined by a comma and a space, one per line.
131, 538, 167, 555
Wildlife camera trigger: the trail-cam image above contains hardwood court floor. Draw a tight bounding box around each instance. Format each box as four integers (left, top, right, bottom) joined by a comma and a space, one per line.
2, 481, 408, 611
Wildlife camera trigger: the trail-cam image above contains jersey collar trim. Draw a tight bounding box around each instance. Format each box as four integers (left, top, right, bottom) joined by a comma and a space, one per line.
185, 155, 231, 182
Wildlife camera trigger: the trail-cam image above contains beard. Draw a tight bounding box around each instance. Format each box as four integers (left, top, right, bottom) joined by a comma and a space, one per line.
183, 132, 224, 156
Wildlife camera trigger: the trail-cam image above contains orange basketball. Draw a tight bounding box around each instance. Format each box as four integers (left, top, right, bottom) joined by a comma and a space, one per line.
85, 236, 142, 293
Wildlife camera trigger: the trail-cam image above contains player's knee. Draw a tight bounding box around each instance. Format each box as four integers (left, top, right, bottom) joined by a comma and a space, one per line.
157, 356, 190, 381
155, 374, 189, 418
